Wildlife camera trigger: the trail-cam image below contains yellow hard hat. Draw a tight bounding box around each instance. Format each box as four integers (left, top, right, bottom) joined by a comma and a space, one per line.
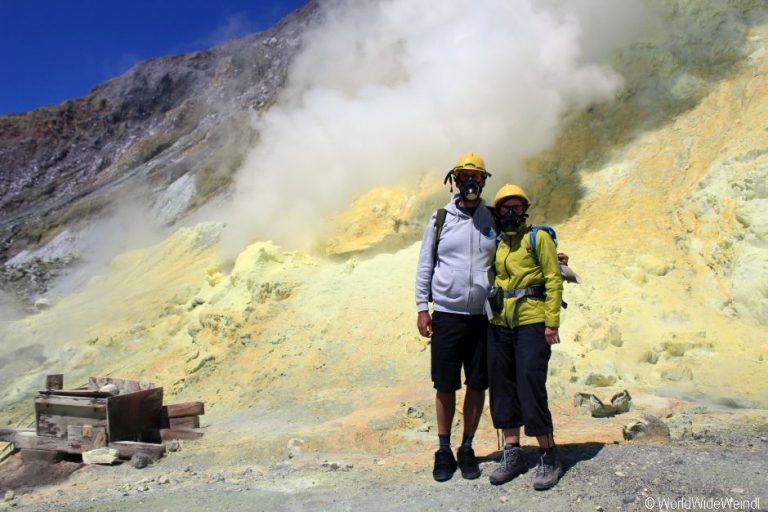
451, 151, 489, 176
494, 184, 530, 209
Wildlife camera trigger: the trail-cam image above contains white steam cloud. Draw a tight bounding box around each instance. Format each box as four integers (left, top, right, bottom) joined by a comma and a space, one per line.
224, 0, 649, 251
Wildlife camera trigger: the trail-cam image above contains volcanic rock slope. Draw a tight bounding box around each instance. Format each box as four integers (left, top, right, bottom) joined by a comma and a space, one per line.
1, 0, 768, 464
0, 2, 318, 265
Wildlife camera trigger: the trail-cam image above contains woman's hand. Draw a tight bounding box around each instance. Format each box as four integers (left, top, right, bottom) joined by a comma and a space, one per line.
545, 326, 560, 345
557, 252, 569, 266
417, 311, 433, 338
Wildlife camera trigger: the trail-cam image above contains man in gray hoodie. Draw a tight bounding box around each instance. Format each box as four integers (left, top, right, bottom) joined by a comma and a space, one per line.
415, 152, 498, 482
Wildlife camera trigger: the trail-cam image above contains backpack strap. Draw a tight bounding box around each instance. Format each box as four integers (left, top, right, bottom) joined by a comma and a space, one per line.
428, 208, 447, 303
432, 208, 448, 265
528, 225, 568, 308
529, 225, 557, 265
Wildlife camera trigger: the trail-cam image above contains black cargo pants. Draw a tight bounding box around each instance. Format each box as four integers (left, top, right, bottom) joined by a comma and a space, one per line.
487, 322, 554, 437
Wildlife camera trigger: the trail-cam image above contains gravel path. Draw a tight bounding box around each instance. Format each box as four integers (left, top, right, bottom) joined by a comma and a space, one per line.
3, 433, 766, 512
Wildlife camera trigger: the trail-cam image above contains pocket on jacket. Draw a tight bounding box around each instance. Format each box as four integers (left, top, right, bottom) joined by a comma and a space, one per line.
469, 269, 492, 309
432, 268, 462, 300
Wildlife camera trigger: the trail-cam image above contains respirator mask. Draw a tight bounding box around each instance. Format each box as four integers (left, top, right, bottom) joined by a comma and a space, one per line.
442, 167, 489, 201
458, 176, 481, 202
499, 207, 528, 234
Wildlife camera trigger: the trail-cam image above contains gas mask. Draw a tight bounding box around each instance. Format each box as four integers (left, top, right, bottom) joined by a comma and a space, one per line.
458, 176, 481, 202
442, 169, 490, 200
499, 208, 528, 234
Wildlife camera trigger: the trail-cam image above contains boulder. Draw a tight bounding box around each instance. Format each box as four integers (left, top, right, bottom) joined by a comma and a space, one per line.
574, 389, 632, 418
622, 414, 671, 440
574, 392, 614, 418
611, 390, 632, 414
131, 453, 151, 469
82, 447, 119, 465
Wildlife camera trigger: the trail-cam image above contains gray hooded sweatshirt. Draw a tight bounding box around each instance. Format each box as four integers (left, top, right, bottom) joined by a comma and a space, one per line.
415, 195, 498, 315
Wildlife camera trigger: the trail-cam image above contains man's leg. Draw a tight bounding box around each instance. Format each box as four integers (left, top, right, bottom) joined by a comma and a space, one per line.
462, 386, 484, 437
435, 390, 456, 439
455, 315, 488, 480
430, 312, 461, 481
454, 386, 483, 480
460, 314, 488, 444
432, 312, 461, 450
433, 390, 458, 481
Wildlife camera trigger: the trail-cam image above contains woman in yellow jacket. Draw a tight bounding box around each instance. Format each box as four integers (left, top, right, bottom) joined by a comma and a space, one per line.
487, 184, 564, 490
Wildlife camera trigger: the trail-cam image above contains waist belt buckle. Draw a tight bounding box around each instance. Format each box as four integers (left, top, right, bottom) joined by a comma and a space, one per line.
528, 284, 546, 300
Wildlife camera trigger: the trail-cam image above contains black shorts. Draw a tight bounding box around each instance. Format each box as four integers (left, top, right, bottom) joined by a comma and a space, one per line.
430, 311, 488, 392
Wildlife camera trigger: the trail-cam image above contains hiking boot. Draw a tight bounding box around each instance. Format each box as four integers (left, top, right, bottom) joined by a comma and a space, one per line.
432, 448, 457, 482
489, 445, 526, 485
532, 453, 563, 490
456, 446, 481, 479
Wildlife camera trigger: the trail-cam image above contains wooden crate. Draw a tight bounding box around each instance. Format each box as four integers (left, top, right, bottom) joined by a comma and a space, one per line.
34, 385, 163, 443
34, 392, 108, 438
0, 375, 201, 462
106, 388, 163, 443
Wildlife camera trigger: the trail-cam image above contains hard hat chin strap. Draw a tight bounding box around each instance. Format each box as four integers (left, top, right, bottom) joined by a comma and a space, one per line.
443, 171, 455, 192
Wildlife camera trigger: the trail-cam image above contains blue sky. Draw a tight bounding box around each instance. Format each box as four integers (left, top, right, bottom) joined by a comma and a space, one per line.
0, 0, 308, 115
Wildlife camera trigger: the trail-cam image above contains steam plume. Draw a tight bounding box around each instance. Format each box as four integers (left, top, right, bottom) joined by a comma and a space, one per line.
223, 0, 649, 251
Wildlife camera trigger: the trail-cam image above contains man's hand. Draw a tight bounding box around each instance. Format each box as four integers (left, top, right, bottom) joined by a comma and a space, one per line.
545, 326, 560, 345
417, 311, 433, 338
557, 252, 569, 266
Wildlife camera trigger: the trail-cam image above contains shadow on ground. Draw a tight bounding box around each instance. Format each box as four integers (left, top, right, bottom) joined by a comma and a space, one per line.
482, 441, 605, 475
0, 453, 83, 495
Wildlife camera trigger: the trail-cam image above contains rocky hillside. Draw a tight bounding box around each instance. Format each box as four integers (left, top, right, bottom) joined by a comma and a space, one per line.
0, 1, 318, 268
1, 2, 767, 499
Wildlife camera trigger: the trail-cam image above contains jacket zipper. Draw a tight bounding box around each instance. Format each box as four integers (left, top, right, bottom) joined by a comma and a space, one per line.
503, 241, 512, 327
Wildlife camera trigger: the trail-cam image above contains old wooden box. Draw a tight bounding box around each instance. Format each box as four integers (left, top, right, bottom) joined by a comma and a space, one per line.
34, 379, 163, 443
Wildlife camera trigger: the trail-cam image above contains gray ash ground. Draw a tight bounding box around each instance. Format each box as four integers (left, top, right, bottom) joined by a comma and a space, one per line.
2, 421, 766, 512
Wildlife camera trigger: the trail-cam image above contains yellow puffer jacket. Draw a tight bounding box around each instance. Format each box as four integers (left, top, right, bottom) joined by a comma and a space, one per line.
490, 227, 563, 328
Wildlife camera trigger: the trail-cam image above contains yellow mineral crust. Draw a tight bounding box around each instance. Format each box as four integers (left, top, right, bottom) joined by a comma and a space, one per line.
2, 14, 767, 456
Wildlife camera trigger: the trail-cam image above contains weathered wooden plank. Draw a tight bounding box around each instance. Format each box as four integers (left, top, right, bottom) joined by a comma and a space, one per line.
159, 428, 204, 441
46, 374, 63, 390
35, 394, 108, 410
35, 395, 108, 438
169, 416, 200, 429
3, 430, 81, 454
0, 441, 13, 464
67, 425, 106, 452
109, 441, 165, 461
37, 412, 108, 438
0, 429, 22, 442
20, 448, 63, 463
88, 377, 155, 394
38, 390, 113, 398
106, 387, 163, 443
165, 402, 205, 418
